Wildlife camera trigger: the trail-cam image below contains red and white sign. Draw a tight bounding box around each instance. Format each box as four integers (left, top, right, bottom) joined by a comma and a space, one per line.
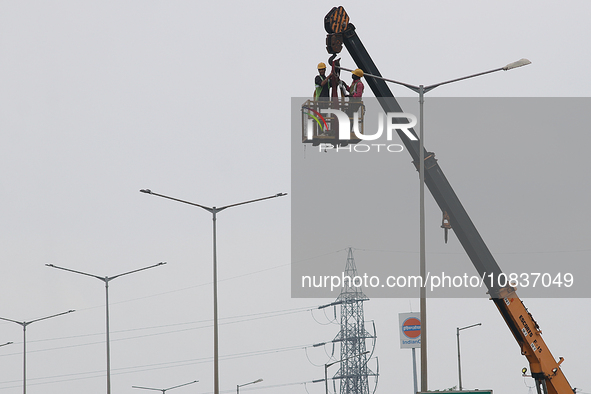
399, 312, 421, 349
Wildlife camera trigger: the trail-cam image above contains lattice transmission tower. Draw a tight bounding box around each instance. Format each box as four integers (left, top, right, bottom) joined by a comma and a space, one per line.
332, 247, 378, 394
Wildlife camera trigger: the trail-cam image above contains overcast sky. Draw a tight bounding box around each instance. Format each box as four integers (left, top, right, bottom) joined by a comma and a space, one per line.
1, 1, 590, 394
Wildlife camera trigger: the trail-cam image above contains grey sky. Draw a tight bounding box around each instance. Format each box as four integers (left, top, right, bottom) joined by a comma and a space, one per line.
1, 1, 589, 394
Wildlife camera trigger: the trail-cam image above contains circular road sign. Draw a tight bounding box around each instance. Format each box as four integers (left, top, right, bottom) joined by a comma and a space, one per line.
402, 317, 421, 339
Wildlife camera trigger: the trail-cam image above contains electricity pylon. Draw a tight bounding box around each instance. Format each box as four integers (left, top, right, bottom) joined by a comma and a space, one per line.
332, 248, 377, 394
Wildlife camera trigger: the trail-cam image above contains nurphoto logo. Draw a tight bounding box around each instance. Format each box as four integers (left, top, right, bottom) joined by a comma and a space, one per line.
305, 108, 418, 141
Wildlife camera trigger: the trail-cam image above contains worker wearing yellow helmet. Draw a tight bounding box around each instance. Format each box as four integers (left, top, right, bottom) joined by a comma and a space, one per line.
314, 62, 334, 100
343, 68, 364, 117
344, 68, 364, 98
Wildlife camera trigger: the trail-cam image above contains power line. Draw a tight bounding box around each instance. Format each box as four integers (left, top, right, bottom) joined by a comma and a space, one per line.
0, 305, 316, 356
0, 344, 316, 389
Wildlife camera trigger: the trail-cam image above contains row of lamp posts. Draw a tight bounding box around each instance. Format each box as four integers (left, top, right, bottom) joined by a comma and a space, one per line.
2, 58, 530, 394
1, 190, 285, 394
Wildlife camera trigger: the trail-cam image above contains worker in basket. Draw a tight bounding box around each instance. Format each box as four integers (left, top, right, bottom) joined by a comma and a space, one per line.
343, 68, 364, 117
314, 62, 334, 101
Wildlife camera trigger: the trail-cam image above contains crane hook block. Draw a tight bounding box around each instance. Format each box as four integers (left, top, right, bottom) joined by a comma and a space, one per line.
324, 6, 350, 55
326, 33, 343, 55
324, 6, 350, 34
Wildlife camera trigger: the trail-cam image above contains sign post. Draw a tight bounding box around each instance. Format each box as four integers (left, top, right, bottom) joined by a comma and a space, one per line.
399, 313, 421, 394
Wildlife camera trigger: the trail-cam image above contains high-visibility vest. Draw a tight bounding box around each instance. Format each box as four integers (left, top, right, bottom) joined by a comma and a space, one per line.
315, 76, 330, 100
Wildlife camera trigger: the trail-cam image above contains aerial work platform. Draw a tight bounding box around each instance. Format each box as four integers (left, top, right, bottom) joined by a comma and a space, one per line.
301, 97, 365, 147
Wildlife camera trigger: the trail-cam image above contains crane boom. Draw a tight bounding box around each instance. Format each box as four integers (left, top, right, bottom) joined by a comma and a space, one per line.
323, 6, 574, 393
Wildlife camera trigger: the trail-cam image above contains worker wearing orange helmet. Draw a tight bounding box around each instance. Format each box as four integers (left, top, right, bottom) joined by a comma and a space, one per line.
314, 62, 334, 100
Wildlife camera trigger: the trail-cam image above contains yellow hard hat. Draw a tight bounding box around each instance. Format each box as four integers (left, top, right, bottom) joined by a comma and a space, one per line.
352, 68, 364, 78
318, 62, 327, 70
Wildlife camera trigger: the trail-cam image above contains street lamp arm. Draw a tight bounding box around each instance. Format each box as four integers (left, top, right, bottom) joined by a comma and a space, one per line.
418, 59, 531, 92
140, 189, 287, 212
132, 386, 164, 392
458, 322, 482, 331
423, 67, 505, 92
140, 189, 213, 212
0, 310, 74, 327
28, 310, 75, 325
0, 316, 23, 326
341, 58, 531, 94
219, 193, 287, 210
110, 262, 166, 280
46, 264, 104, 281
238, 379, 263, 389
338, 66, 420, 91
164, 380, 199, 391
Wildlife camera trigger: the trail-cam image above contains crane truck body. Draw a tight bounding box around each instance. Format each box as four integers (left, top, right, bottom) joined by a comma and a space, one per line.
321, 6, 574, 394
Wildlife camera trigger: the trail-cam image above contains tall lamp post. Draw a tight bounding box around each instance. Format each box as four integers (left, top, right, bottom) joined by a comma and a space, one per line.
46, 262, 166, 394
342, 58, 530, 392
324, 351, 370, 394
139, 189, 287, 394
0, 310, 75, 394
132, 380, 199, 394
237, 378, 263, 394
457, 322, 481, 390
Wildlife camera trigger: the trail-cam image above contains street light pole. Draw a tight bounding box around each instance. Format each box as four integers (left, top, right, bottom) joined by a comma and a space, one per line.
324, 351, 370, 394
46, 262, 166, 394
140, 189, 286, 394
132, 380, 199, 394
341, 58, 530, 393
418, 83, 427, 394
0, 310, 75, 394
457, 323, 481, 390
237, 378, 263, 394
